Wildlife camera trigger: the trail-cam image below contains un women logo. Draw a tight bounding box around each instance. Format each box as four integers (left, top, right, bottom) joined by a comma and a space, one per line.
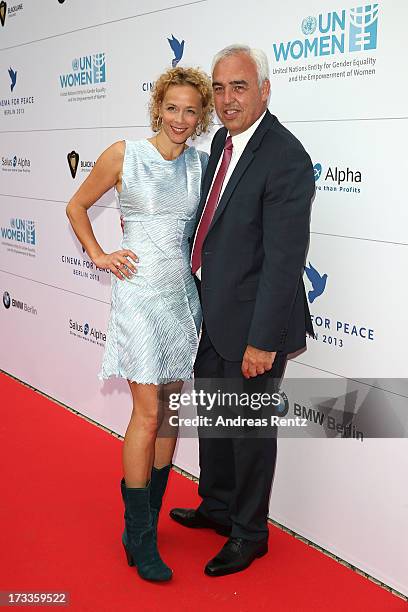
301, 16, 317, 35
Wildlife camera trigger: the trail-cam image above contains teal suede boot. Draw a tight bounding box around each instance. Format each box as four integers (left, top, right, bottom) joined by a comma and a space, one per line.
150, 465, 171, 534
120, 478, 172, 582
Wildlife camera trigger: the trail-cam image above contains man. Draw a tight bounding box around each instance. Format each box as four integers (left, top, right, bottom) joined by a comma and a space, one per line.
170, 44, 315, 576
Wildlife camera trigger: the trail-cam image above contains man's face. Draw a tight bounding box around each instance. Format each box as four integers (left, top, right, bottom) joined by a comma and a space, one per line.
212, 53, 270, 136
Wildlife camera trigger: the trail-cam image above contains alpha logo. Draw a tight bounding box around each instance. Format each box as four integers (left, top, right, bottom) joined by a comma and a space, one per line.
67, 150, 79, 178
2, 290, 37, 314
273, 4, 379, 62
3, 291, 10, 309
313, 163, 322, 181
314, 162, 362, 193
58, 0, 66, 3
59, 52, 106, 88
304, 262, 328, 303
1, 217, 36, 245
8, 67, 17, 92
69, 319, 106, 345
1, 154, 31, 172
168, 35, 184, 67
0, 1, 6, 26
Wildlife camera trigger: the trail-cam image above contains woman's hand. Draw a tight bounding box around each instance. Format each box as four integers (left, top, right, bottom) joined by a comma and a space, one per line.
93, 249, 138, 280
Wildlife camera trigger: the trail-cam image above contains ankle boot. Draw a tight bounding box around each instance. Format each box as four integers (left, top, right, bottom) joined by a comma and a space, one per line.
120, 478, 172, 582
150, 464, 171, 534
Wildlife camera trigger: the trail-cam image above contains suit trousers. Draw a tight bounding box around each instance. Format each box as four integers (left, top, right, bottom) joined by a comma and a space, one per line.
194, 324, 287, 542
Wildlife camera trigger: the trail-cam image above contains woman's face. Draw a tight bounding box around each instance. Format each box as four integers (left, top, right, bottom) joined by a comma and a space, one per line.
159, 84, 203, 144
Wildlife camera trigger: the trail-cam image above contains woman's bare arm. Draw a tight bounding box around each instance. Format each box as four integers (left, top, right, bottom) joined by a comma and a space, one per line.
66, 141, 138, 280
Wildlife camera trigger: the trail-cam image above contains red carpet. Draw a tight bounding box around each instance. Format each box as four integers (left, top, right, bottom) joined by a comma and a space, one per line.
0, 372, 405, 611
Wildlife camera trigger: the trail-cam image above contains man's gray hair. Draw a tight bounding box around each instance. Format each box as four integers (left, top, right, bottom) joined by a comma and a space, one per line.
211, 44, 270, 88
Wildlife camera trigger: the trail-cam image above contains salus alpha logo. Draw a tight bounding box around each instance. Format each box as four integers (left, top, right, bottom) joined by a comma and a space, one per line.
304, 262, 375, 348
1, 154, 31, 173
168, 35, 184, 67
313, 162, 362, 194
2, 290, 37, 315
59, 52, 107, 103
273, 4, 379, 61
67, 150, 95, 178
69, 318, 106, 347
0, 67, 35, 117
0, 1, 23, 27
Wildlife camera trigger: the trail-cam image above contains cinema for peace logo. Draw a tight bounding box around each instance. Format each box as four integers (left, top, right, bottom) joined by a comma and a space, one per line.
1, 67, 35, 117
273, 4, 379, 62
304, 262, 375, 348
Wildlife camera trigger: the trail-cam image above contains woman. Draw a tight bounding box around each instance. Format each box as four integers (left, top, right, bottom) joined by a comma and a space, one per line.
66, 66, 213, 582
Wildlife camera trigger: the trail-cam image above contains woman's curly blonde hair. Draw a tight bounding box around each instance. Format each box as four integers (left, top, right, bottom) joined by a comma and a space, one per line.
149, 66, 214, 138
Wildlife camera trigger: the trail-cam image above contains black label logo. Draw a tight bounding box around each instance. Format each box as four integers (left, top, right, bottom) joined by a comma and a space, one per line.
0, 2, 7, 27
67, 150, 79, 178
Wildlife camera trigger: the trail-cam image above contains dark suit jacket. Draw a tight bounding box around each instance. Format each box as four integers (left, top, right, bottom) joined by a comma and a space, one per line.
192, 110, 315, 361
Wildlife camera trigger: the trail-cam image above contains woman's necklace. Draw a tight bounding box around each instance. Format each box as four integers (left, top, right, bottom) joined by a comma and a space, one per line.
154, 135, 186, 161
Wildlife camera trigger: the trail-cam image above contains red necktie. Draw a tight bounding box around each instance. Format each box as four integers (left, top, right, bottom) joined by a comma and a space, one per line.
191, 136, 233, 274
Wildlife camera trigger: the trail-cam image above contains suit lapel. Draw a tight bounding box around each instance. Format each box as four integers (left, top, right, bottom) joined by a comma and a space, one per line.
208, 111, 275, 233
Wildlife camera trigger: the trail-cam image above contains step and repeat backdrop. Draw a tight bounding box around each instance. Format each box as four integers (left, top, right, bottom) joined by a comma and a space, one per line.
1, 0, 407, 595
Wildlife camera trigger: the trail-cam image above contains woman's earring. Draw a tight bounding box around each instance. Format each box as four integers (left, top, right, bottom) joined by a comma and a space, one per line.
155, 116, 162, 132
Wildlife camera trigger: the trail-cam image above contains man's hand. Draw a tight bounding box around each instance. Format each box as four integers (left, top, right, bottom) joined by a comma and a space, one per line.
242, 345, 276, 379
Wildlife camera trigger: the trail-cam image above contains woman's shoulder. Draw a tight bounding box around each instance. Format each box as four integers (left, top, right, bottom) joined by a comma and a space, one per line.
188, 146, 209, 167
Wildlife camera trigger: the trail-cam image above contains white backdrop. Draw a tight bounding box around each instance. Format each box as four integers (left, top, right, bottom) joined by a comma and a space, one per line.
1, 0, 407, 596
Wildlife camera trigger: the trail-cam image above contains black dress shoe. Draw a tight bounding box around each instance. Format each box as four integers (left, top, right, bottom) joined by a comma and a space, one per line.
169, 507, 231, 536
204, 537, 268, 577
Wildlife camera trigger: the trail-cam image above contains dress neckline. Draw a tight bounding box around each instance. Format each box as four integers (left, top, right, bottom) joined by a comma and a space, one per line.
144, 138, 190, 162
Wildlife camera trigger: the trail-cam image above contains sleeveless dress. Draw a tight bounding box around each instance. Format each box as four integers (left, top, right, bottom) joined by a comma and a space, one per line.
98, 139, 208, 384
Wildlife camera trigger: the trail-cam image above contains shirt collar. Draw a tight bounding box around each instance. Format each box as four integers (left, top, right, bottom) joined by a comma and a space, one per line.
229, 110, 267, 154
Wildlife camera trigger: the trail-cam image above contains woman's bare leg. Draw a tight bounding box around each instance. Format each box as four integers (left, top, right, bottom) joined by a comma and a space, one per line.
154, 381, 182, 468
122, 382, 160, 488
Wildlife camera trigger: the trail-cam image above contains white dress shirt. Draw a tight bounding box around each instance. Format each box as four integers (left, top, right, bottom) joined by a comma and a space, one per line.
194, 111, 267, 280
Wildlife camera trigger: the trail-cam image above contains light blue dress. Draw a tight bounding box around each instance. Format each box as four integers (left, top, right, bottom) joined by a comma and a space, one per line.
99, 139, 208, 384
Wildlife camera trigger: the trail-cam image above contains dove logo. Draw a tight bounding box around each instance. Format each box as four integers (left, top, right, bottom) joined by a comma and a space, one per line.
304, 262, 328, 303
168, 35, 184, 67
8, 67, 17, 92
313, 163, 322, 181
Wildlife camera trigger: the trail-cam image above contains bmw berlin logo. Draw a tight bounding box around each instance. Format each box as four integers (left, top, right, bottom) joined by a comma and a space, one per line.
274, 391, 289, 417
3, 291, 11, 309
